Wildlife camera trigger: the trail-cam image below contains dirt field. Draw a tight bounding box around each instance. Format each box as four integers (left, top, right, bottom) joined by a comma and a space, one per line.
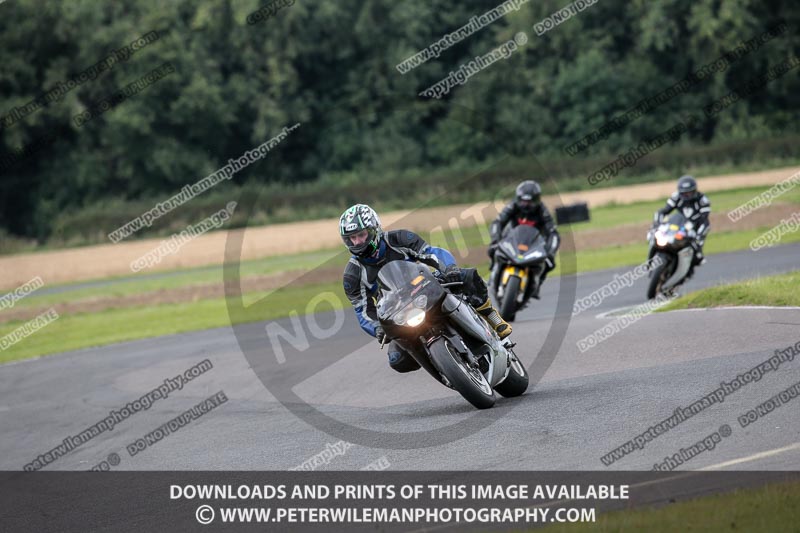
1, 166, 797, 290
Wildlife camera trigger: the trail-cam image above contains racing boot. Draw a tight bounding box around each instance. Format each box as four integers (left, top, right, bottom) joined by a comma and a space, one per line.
474, 298, 512, 339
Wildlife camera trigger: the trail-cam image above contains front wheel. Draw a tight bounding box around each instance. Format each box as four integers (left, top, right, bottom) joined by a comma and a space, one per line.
428, 337, 496, 409
647, 254, 672, 299
500, 275, 520, 322
495, 349, 529, 398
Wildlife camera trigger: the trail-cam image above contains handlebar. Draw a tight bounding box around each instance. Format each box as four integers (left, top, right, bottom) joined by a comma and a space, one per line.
406, 249, 441, 270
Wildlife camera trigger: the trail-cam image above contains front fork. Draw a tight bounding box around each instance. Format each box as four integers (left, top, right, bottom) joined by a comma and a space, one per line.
495, 265, 528, 300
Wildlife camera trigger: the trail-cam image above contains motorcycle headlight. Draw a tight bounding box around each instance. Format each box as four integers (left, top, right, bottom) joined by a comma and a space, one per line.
655, 234, 669, 247
393, 305, 426, 327
405, 309, 426, 327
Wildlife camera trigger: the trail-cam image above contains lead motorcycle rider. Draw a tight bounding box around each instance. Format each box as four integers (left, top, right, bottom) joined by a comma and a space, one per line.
650, 175, 711, 277
340, 204, 512, 373
488, 180, 560, 299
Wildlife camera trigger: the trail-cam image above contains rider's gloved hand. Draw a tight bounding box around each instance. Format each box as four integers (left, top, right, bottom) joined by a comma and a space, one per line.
375, 326, 389, 345
487, 242, 498, 258
443, 264, 463, 284
687, 229, 697, 238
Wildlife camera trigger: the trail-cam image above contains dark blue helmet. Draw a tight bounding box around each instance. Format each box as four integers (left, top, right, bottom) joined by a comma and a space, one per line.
677, 175, 698, 200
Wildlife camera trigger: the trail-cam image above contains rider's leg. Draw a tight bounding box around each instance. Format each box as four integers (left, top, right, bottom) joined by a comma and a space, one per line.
536, 235, 559, 297
387, 341, 421, 373
693, 238, 706, 265
532, 256, 555, 299
461, 268, 512, 339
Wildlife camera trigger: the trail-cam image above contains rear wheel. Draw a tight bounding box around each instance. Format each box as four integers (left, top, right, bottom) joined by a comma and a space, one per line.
495, 349, 528, 398
647, 255, 672, 299
428, 338, 496, 409
500, 275, 520, 321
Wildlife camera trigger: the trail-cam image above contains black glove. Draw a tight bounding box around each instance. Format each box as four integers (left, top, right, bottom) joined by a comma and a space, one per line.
443, 264, 463, 284
375, 326, 388, 345
487, 242, 498, 258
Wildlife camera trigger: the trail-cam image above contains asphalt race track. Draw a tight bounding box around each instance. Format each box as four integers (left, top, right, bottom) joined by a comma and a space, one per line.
1, 243, 798, 473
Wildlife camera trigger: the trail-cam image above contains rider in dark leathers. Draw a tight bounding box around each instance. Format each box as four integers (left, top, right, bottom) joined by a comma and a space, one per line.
340, 204, 512, 373
650, 175, 711, 276
488, 180, 560, 300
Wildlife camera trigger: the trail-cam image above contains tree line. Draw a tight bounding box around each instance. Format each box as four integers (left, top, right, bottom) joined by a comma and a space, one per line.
0, 0, 797, 248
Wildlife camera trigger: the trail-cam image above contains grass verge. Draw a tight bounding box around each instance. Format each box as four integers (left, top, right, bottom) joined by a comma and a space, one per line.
537, 479, 800, 532
0, 282, 342, 364
658, 270, 800, 312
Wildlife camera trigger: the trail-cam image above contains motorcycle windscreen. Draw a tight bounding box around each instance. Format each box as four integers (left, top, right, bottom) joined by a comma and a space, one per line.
375, 261, 444, 321
666, 212, 688, 228
499, 224, 547, 264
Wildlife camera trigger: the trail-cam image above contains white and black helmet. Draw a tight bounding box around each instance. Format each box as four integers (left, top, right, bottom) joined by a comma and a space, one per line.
339, 204, 383, 257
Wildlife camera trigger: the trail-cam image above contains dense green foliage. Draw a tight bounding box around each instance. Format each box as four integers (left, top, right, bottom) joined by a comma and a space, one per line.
0, 0, 797, 249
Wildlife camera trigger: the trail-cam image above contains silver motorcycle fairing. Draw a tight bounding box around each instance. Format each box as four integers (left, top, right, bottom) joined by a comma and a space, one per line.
440, 293, 510, 387
662, 247, 694, 291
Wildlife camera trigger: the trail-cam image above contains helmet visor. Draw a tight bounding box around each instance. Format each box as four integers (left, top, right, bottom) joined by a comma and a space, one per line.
342, 227, 377, 254
516, 193, 541, 209
679, 190, 696, 200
